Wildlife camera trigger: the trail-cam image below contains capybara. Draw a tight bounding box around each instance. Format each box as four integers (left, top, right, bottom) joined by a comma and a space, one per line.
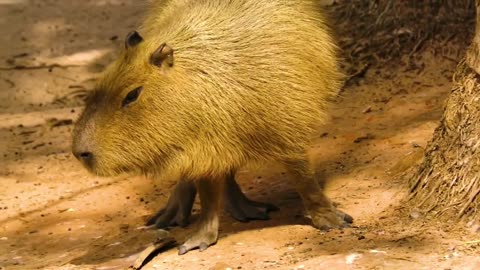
72, 0, 351, 255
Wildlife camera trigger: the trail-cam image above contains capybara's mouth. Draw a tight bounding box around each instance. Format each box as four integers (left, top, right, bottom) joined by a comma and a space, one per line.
91, 162, 139, 177
73, 148, 148, 177
75, 158, 110, 177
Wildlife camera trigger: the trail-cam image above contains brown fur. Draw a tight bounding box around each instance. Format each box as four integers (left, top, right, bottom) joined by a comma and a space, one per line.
73, 0, 347, 253
73, 0, 343, 178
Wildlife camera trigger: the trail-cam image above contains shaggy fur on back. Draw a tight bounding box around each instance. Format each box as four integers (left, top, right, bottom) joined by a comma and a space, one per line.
73, 0, 344, 179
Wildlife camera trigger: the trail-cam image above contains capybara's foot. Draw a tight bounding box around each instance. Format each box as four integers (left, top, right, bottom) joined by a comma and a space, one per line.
146, 205, 191, 228
146, 179, 196, 228
178, 224, 219, 255
148, 174, 278, 228
283, 159, 353, 231
226, 197, 278, 222
310, 207, 353, 230
177, 178, 222, 255
224, 172, 278, 222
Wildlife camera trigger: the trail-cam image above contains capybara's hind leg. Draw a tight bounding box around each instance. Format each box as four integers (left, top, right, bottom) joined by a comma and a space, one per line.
284, 158, 353, 230
146, 178, 197, 228
178, 178, 223, 255
224, 171, 278, 222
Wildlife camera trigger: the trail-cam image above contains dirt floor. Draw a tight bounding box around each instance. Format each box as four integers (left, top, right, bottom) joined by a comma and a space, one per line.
1, 0, 480, 269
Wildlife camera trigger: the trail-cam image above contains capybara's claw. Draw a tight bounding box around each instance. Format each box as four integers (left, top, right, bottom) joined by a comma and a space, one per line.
178, 230, 218, 255
310, 207, 353, 230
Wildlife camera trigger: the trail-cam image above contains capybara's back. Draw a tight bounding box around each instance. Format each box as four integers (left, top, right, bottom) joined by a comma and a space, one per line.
73, 0, 349, 255
132, 0, 344, 177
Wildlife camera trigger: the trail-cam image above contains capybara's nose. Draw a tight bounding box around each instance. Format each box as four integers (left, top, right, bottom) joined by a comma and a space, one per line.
73, 151, 94, 166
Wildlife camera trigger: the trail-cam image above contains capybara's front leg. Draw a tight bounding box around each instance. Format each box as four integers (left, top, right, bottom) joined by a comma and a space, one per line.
146, 178, 197, 228
148, 173, 277, 228
178, 177, 223, 255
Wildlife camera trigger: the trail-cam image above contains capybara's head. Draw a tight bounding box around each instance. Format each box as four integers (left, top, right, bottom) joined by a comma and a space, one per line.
72, 31, 179, 176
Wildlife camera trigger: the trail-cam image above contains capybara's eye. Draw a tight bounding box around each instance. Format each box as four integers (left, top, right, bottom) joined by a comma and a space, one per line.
122, 87, 142, 107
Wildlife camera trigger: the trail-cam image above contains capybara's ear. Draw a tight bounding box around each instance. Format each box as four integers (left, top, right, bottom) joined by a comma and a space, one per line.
150, 43, 174, 67
125, 31, 143, 49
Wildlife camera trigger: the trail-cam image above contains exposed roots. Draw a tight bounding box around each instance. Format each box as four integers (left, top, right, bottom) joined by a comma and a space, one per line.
409, 60, 480, 222
331, 0, 479, 224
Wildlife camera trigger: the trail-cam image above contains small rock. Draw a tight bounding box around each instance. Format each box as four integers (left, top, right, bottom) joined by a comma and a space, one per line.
411, 142, 421, 148
469, 223, 480, 233
209, 262, 231, 270
345, 253, 362, 265
409, 211, 421, 219
369, 249, 387, 254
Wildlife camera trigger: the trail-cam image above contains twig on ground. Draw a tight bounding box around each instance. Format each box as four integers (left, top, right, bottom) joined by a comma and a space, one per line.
0, 63, 84, 71
345, 63, 370, 86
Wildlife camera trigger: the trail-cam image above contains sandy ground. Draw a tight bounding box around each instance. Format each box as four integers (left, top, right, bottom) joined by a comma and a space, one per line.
1, 0, 479, 269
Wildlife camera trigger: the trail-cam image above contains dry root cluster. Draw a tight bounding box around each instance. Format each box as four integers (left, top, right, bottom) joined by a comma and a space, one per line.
333, 1, 479, 222
410, 61, 480, 222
